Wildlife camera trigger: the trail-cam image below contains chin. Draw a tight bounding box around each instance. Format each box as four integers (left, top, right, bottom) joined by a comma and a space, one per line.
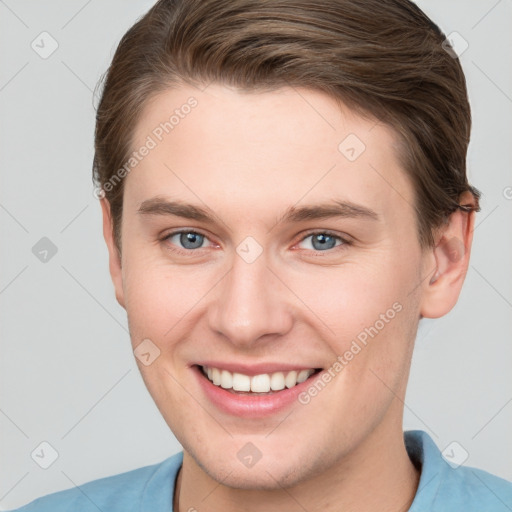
193, 446, 318, 490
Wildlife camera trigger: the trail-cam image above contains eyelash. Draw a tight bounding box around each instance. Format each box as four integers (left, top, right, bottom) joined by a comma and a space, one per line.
159, 229, 352, 256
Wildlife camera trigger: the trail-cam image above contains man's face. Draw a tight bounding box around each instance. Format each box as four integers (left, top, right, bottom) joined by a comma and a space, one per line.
111, 84, 430, 488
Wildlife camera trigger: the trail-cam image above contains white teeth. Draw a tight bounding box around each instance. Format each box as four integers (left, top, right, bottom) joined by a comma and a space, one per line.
232, 372, 251, 391
212, 367, 221, 385
251, 374, 270, 392
296, 369, 310, 383
202, 366, 316, 393
220, 370, 232, 389
270, 372, 285, 391
285, 370, 298, 389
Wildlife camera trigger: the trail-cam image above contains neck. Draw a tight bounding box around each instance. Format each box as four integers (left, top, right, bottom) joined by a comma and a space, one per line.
174, 410, 420, 512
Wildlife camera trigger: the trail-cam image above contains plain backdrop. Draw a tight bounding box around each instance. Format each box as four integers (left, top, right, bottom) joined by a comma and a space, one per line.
1, 0, 511, 509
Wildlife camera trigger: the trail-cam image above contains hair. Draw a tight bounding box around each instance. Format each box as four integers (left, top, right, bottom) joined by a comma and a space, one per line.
93, 0, 481, 254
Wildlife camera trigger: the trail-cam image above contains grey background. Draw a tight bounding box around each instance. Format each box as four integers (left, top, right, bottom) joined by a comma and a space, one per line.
1, 0, 511, 509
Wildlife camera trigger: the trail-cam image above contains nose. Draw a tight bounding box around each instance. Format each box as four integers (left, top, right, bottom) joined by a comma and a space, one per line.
207, 251, 293, 348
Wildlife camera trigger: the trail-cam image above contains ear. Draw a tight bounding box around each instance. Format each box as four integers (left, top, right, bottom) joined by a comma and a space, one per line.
100, 198, 126, 309
419, 191, 477, 319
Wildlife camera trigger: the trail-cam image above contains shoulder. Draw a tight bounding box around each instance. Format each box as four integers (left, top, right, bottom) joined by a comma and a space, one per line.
435, 462, 512, 510
7, 451, 183, 512
406, 430, 512, 511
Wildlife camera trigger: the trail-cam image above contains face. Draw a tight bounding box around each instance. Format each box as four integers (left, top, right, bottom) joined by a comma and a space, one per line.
105, 84, 435, 489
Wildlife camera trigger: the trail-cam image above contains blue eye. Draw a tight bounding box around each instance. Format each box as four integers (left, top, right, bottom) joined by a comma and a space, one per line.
298, 232, 346, 251
161, 230, 349, 255
165, 231, 209, 250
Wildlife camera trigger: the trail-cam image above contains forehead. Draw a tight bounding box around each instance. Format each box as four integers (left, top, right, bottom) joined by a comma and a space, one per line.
126, 84, 415, 226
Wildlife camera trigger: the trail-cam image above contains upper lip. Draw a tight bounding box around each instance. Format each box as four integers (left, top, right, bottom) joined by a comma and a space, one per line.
194, 361, 322, 376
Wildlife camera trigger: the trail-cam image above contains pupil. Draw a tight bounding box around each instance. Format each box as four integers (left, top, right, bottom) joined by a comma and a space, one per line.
181, 232, 203, 249
313, 234, 335, 250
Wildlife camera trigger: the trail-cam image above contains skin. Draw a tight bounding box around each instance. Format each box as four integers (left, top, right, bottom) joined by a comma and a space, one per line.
101, 84, 476, 512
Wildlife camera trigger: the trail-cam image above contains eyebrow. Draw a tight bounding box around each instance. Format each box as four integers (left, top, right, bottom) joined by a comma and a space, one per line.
137, 196, 379, 225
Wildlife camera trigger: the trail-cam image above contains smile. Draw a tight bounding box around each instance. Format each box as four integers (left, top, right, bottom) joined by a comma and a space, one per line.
192, 364, 323, 417
200, 365, 320, 394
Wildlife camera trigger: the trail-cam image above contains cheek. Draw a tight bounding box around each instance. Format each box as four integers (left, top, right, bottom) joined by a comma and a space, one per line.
287, 250, 421, 407
291, 260, 420, 425
289, 256, 415, 340
121, 254, 203, 346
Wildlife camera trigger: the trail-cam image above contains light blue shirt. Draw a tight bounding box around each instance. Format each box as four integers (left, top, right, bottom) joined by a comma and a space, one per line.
8, 430, 512, 511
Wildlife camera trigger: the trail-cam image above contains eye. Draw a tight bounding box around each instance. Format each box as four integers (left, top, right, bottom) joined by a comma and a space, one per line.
160, 229, 350, 255
162, 230, 213, 251
296, 231, 349, 252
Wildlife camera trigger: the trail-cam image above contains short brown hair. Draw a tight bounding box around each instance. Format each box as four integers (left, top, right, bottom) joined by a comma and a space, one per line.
93, 0, 480, 253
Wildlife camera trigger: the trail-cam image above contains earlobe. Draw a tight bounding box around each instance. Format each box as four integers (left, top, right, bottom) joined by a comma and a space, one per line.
100, 198, 126, 309
420, 193, 476, 318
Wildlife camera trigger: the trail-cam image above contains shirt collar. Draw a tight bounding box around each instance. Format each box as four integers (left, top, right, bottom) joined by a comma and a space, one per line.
139, 430, 444, 511
405, 429, 446, 510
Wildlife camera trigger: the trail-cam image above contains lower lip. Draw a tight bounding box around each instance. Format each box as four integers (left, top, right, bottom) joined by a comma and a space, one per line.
192, 365, 320, 418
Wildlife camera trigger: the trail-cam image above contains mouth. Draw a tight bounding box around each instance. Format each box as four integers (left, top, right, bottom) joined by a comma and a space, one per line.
198, 364, 322, 395
191, 363, 323, 417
